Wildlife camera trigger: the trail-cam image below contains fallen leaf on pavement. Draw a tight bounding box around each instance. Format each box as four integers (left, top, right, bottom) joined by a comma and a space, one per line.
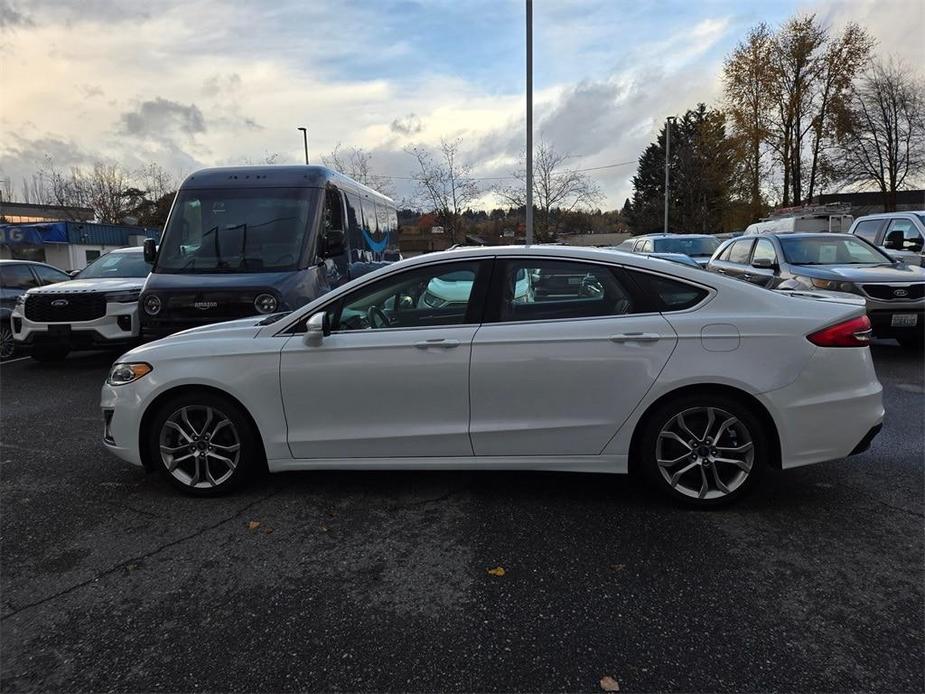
609, 564, 625, 572
263, 528, 274, 534
600, 675, 620, 691
247, 521, 261, 530
486, 566, 506, 577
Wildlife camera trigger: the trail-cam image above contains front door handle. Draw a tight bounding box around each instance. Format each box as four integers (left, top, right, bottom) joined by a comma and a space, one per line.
414, 338, 461, 349
742, 273, 752, 281
609, 333, 661, 343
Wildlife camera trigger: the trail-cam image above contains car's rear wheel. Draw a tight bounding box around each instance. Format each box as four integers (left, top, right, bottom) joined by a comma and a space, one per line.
0, 322, 16, 360
31, 345, 70, 362
640, 394, 768, 507
146, 392, 260, 496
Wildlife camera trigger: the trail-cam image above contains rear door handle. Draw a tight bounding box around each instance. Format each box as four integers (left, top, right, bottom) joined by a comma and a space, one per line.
414, 338, 460, 349
609, 332, 661, 343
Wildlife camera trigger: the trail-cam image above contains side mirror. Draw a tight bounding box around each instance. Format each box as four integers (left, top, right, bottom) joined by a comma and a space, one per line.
303, 311, 330, 346
143, 238, 157, 264
319, 229, 346, 259
68, 270, 81, 278
751, 256, 777, 270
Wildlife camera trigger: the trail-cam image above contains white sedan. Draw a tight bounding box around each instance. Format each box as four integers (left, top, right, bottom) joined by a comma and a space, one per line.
101, 246, 884, 507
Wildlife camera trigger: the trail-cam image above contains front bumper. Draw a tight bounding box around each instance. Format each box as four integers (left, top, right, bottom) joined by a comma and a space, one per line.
100, 380, 146, 467
12, 303, 141, 348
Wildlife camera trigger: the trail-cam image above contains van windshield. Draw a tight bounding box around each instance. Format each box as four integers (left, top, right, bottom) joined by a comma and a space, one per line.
155, 188, 317, 273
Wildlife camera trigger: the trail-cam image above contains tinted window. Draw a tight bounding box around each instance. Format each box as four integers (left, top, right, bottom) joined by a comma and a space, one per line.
751, 239, 778, 265
0, 264, 39, 289
78, 252, 150, 279
630, 271, 708, 311
853, 219, 882, 243
32, 265, 70, 285
344, 192, 363, 260
334, 261, 484, 331
727, 239, 754, 264
496, 259, 634, 322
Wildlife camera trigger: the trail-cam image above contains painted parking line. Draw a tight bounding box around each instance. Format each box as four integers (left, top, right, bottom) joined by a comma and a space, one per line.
0, 356, 31, 365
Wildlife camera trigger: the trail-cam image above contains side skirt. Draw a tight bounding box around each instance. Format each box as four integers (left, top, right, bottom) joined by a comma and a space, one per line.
267, 454, 628, 474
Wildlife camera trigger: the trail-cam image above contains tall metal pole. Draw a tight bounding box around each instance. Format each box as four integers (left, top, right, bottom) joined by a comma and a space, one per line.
525, 0, 533, 246
663, 117, 671, 233
297, 127, 309, 165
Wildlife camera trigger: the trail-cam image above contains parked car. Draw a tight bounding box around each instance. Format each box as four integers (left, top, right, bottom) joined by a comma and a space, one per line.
12, 247, 150, 361
618, 234, 720, 267
848, 211, 925, 266
139, 165, 400, 337
707, 233, 925, 349
605, 247, 702, 269
101, 246, 883, 507
0, 259, 70, 359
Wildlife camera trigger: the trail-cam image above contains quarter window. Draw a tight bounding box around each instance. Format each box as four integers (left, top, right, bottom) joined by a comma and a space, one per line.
629, 272, 708, 311
495, 259, 635, 322
727, 239, 755, 264
333, 261, 485, 331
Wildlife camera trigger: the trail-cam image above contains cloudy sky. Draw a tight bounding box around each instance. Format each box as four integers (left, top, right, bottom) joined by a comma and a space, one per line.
1, 0, 921, 209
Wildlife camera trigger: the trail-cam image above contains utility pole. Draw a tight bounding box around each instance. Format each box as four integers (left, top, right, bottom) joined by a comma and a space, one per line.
297, 127, 309, 165
663, 116, 675, 234
525, 0, 533, 246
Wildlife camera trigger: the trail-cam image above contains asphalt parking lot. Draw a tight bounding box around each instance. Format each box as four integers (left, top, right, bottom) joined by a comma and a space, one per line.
0, 343, 922, 693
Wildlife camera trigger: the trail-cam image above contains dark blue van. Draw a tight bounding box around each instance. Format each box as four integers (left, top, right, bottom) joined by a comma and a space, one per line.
140, 165, 400, 335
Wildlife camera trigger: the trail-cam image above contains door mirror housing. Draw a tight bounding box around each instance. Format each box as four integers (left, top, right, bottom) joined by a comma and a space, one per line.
751, 256, 777, 270
319, 229, 346, 259
303, 311, 330, 346
143, 238, 157, 264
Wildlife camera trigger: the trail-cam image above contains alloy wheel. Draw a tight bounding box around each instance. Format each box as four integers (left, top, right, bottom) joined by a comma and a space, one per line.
158, 405, 241, 489
0, 325, 15, 360
655, 406, 755, 500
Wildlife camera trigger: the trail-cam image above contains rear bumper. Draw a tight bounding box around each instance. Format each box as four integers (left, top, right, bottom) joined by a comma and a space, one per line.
760, 347, 884, 469
867, 308, 924, 339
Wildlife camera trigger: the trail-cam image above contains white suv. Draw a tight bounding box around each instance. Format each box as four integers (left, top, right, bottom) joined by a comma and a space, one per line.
12, 247, 150, 362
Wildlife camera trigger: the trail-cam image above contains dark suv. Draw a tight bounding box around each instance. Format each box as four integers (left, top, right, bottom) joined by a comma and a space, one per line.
0, 260, 70, 358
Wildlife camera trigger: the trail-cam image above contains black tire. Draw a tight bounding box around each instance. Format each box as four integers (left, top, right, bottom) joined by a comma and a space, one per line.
145, 391, 263, 497
897, 334, 924, 351
0, 321, 16, 360
638, 393, 769, 508
30, 345, 70, 362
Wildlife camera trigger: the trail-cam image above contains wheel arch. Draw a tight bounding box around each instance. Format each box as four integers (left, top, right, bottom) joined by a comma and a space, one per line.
138, 384, 268, 473
627, 383, 782, 476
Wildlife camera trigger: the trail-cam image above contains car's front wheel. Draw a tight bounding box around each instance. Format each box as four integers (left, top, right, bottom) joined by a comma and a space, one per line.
640, 394, 769, 507
0, 322, 16, 360
146, 392, 261, 496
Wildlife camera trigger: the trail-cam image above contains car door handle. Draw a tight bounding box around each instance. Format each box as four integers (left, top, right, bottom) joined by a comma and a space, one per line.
742, 273, 752, 280
414, 338, 461, 349
609, 332, 661, 343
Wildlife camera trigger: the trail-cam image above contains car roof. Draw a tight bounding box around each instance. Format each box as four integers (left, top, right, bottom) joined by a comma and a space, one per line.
754, 232, 856, 241
0, 259, 61, 267
853, 211, 924, 220
634, 233, 717, 239
104, 246, 145, 254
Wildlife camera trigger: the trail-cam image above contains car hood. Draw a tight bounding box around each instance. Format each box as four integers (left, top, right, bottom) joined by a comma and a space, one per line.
159, 316, 268, 341
791, 263, 925, 282
27, 277, 147, 294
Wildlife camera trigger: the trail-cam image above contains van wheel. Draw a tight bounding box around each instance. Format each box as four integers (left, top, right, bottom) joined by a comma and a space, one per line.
146, 391, 261, 496
31, 346, 70, 362
639, 394, 768, 507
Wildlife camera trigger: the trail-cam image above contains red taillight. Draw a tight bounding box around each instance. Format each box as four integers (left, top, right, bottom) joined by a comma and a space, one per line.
807, 315, 873, 347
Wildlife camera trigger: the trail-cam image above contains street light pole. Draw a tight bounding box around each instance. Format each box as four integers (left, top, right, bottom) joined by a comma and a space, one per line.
525, 0, 533, 246
297, 127, 309, 165
663, 116, 674, 234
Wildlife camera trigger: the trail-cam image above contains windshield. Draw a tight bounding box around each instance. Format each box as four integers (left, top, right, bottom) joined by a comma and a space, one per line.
780, 236, 892, 265
155, 187, 316, 273
653, 237, 720, 255
78, 252, 149, 279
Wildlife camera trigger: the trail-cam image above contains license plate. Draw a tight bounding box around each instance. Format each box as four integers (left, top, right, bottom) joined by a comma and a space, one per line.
891, 313, 918, 327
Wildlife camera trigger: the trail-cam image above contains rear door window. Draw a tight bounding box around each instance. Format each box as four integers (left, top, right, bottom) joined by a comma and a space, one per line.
0, 264, 39, 289
32, 265, 70, 285
751, 239, 778, 265
727, 239, 755, 264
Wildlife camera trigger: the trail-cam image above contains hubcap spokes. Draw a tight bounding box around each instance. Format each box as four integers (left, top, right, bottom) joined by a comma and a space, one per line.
656, 406, 754, 500
0, 328, 14, 359
159, 406, 241, 488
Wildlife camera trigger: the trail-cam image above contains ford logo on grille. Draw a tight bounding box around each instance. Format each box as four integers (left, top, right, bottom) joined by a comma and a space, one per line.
193, 301, 218, 310
893, 288, 909, 297
51, 299, 69, 307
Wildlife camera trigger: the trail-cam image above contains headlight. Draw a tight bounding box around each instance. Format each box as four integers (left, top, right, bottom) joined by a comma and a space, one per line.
810, 278, 856, 293
254, 293, 278, 314
143, 295, 162, 315
15, 294, 25, 307
107, 362, 152, 386
105, 289, 141, 303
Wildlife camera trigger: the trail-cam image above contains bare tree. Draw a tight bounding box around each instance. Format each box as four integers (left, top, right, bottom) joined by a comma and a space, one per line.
405, 138, 480, 244
497, 141, 602, 241
835, 59, 925, 211
322, 143, 395, 198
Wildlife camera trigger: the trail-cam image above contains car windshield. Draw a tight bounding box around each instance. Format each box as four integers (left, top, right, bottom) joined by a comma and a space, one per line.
155, 187, 316, 274
653, 237, 719, 255
780, 236, 892, 265
78, 252, 150, 279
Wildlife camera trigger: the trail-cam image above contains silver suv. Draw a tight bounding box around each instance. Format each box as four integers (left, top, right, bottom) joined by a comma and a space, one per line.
848, 212, 925, 266
708, 232, 925, 349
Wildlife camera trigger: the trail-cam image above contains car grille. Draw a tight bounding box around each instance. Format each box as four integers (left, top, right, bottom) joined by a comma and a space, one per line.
25, 293, 107, 322
163, 292, 260, 321
862, 283, 925, 301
